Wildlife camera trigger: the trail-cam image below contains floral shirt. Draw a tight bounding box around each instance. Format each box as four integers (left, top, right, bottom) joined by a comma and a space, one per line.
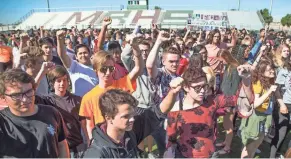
166, 95, 239, 158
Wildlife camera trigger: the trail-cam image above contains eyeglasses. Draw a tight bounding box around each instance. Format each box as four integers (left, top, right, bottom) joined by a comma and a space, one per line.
100, 66, 115, 74
190, 84, 209, 92
4, 89, 34, 101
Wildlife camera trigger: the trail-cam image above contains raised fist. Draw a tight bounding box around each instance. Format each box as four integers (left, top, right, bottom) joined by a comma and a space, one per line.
56, 30, 66, 39
157, 30, 171, 43
40, 62, 56, 74
169, 77, 184, 93
102, 17, 112, 27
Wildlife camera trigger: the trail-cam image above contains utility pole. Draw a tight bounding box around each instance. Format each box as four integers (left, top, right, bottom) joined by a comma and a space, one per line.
269, 0, 273, 15
47, 0, 50, 12
238, 0, 241, 11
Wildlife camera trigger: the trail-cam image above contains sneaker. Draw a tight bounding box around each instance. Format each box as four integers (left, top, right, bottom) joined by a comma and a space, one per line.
255, 149, 261, 154
147, 152, 157, 159
276, 154, 284, 159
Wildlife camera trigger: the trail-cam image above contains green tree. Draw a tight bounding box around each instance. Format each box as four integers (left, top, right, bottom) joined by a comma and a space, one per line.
260, 8, 273, 25
281, 14, 291, 27
154, 6, 162, 10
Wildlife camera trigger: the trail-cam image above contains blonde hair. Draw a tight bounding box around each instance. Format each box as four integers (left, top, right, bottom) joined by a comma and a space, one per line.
202, 66, 216, 90
273, 44, 290, 68
91, 50, 114, 71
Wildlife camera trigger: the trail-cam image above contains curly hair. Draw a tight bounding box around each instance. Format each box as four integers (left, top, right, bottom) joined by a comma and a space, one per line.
182, 68, 207, 88
252, 59, 275, 90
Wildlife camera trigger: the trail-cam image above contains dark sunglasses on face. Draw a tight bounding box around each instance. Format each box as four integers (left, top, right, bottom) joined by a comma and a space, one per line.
5, 89, 34, 101
168, 60, 180, 64
100, 66, 115, 74
190, 84, 209, 92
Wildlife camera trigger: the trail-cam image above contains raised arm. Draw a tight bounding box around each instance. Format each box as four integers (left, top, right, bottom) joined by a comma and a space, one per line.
251, 45, 266, 69
197, 29, 203, 44
216, 65, 254, 108
96, 17, 112, 52
146, 31, 170, 80
40, 26, 44, 38
160, 77, 183, 113
128, 38, 144, 82
248, 38, 264, 64
133, 77, 183, 145
121, 43, 133, 71
183, 29, 190, 42
226, 30, 237, 48
238, 65, 254, 103
34, 62, 55, 88
56, 30, 72, 69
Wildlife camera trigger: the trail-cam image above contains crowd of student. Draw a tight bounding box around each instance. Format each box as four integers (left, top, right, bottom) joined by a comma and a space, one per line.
0, 17, 291, 158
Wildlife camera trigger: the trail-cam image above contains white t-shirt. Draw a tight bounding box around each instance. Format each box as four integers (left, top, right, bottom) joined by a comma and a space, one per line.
68, 60, 98, 96
66, 48, 75, 60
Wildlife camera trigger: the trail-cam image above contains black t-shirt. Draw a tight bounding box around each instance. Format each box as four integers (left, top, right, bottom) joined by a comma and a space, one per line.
35, 92, 84, 148
52, 56, 63, 66
0, 105, 66, 158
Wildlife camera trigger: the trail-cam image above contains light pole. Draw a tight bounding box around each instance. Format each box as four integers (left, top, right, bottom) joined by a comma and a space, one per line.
269, 0, 273, 15
238, 0, 241, 11
46, 0, 50, 12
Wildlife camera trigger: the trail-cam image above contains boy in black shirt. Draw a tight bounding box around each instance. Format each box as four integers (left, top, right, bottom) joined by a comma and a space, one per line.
0, 69, 69, 158
35, 65, 88, 158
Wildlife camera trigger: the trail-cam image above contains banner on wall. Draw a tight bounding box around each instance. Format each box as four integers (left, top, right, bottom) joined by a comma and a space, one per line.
187, 12, 230, 30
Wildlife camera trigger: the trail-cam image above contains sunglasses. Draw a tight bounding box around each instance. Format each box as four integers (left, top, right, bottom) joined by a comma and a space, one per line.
100, 66, 115, 74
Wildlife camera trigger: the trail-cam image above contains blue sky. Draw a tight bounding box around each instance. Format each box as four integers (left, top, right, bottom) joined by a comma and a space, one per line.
0, 0, 290, 24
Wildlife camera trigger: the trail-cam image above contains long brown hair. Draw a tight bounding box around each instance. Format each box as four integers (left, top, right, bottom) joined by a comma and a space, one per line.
252, 60, 275, 90
207, 29, 221, 44
218, 49, 239, 77
218, 49, 240, 68
273, 44, 290, 68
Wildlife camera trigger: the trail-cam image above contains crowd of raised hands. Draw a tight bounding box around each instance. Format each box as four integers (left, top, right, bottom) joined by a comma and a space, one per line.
1, 16, 291, 158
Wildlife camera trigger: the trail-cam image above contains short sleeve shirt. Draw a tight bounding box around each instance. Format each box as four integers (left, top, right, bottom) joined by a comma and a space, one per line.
253, 81, 269, 112
68, 60, 99, 96
0, 105, 67, 158
79, 75, 134, 131
276, 68, 291, 104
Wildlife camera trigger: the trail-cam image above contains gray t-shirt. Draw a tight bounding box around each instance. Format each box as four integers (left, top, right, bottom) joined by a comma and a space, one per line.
275, 68, 291, 104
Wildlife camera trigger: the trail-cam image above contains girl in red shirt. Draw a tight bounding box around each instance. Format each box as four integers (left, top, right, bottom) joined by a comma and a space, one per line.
166, 65, 253, 158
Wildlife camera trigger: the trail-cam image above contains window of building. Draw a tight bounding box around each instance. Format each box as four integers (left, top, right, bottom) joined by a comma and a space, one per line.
137, 1, 139, 4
